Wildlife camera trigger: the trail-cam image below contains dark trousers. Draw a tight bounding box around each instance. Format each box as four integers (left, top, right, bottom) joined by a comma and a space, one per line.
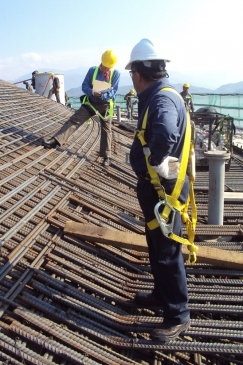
136, 178, 190, 324
54, 103, 112, 158
126, 102, 134, 117
48, 88, 60, 103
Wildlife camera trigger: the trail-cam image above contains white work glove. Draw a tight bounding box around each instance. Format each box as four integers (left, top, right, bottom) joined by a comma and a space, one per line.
151, 156, 180, 179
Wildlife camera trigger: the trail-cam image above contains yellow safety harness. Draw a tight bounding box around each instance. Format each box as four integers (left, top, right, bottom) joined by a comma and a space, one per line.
81, 67, 115, 121
135, 87, 198, 263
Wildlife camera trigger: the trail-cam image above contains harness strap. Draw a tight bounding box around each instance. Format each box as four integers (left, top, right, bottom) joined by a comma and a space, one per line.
81, 95, 108, 121
92, 66, 99, 84
81, 67, 115, 120
135, 87, 198, 263
88, 67, 115, 118
92, 66, 114, 85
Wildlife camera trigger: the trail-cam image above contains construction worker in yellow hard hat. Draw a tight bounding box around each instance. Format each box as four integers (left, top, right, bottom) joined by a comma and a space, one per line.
48, 72, 61, 103
43, 50, 120, 167
180, 83, 194, 112
124, 89, 137, 119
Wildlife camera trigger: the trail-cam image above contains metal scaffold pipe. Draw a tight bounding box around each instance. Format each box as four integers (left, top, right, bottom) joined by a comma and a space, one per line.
204, 151, 230, 225
116, 105, 121, 123
13, 78, 32, 85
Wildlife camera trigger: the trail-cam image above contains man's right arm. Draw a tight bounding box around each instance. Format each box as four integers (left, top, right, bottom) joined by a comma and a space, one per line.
149, 94, 180, 166
148, 95, 182, 179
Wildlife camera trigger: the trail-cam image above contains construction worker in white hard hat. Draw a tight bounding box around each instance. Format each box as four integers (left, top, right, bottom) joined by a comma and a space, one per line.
180, 83, 194, 113
126, 39, 190, 342
43, 50, 120, 167
48, 73, 61, 103
124, 88, 137, 119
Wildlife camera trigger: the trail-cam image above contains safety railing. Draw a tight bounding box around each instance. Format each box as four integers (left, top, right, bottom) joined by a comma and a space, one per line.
67, 93, 243, 129
192, 93, 243, 128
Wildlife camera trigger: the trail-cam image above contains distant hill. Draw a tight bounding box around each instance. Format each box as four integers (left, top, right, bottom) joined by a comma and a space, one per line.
172, 84, 213, 94
214, 81, 243, 94
66, 83, 214, 98
66, 85, 134, 98
65, 74, 243, 97
66, 87, 82, 97
11, 68, 243, 96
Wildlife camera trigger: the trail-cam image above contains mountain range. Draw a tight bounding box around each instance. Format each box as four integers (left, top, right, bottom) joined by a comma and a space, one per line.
10, 67, 243, 96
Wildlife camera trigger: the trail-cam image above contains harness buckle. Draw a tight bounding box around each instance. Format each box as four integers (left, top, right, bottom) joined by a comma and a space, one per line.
154, 200, 176, 237
143, 146, 151, 156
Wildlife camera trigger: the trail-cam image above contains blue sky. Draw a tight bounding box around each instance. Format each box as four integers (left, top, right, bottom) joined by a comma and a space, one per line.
0, 0, 242, 88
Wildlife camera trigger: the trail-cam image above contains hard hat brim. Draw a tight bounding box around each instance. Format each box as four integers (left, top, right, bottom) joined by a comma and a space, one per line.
125, 62, 132, 70
125, 58, 170, 70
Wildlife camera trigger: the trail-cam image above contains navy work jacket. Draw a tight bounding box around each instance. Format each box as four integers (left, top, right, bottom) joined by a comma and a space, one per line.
82, 66, 120, 104
130, 79, 187, 173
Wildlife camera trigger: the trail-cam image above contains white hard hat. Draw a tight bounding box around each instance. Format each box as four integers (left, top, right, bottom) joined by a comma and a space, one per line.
125, 38, 170, 70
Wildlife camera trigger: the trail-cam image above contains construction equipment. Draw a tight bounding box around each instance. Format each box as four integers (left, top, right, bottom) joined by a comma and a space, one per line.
191, 107, 235, 171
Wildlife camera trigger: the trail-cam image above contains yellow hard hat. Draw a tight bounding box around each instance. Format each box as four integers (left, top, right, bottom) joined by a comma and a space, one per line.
183, 83, 190, 88
130, 89, 135, 95
101, 50, 117, 68
50, 72, 54, 77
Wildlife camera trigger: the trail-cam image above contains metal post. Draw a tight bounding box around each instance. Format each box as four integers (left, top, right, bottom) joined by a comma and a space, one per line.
204, 151, 230, 225
116, 106, 121, 123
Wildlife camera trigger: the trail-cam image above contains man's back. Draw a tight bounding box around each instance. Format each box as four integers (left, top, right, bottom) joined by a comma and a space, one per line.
130, 80, 186, 173
53, 77, 60, 90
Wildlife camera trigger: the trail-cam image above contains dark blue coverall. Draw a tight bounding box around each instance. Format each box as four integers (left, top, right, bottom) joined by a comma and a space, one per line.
130, 79, 190, 325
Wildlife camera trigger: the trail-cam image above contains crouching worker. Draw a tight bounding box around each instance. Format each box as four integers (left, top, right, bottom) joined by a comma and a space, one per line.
43, 50, 120, 167
125, 39, 190, 342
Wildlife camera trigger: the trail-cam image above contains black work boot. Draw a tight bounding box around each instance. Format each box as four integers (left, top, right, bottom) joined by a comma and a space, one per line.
103, 157, 110, 167
150, 320, 190, 342
134, 292, 161, 307
42, 138, 59, 149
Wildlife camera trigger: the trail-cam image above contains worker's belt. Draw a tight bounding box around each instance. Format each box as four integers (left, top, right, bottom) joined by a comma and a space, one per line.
81, 95, 112, 121
135, 172, 151, 180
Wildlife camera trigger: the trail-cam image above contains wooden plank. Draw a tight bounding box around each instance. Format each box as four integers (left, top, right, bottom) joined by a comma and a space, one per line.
64, 221, 147, 252
64, 221, 243, 270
